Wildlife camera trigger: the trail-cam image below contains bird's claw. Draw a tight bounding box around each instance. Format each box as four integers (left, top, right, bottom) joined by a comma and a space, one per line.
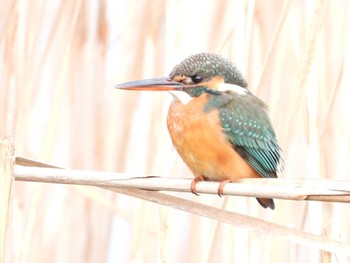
190, 177, 203, 196
217, 179, 233, 197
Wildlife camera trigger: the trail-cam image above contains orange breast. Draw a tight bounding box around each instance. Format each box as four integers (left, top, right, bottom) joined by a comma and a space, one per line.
166, 94, 260, 181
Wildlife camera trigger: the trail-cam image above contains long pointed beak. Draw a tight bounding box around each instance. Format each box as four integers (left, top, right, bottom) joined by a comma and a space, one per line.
115, 77, 184, 91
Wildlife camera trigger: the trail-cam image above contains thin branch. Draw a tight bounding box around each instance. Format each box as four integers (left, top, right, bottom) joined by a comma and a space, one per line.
12, 157, 350, 256
106, 187, 350, 256
14, 158, 350, 203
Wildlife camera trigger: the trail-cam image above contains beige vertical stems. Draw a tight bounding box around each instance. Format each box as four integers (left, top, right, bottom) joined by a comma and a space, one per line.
0, 136, 14, 263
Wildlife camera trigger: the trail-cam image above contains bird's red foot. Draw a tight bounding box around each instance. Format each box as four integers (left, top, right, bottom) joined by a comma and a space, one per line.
190, 177, 204, 196
217, 179, 234, 197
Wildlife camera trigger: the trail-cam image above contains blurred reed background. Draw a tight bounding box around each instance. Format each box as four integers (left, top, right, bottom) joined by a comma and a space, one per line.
1, 0, 350, 262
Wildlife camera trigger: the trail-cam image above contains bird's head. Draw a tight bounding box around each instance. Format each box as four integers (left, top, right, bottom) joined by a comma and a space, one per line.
115, 53, 248, 98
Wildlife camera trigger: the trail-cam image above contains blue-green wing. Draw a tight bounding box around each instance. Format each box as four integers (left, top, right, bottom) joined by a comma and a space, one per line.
214, 92, 283, 178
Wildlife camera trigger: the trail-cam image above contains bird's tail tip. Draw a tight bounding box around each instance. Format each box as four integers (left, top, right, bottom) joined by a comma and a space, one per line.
256, 198, 275, 210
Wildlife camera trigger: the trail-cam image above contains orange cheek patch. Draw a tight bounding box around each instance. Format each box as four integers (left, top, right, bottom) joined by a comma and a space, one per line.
172, 75, 187, 82
203, 76, 225, 90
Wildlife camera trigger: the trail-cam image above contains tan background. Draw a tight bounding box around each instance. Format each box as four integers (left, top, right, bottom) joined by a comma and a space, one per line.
1, 0, 350, 262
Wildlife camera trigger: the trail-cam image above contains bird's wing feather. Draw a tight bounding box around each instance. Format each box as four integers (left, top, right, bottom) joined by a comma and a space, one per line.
210, 91, 283, 178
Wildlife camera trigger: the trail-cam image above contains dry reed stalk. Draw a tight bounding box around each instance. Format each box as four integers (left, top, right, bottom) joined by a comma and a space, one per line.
255, 0, 293, 96
12, 157, 350, 256
13, 160, 350, 203
2, 0, 350, 262
105, 187, 350, 256
0, 136, 15, 262
287, 0, 326, 142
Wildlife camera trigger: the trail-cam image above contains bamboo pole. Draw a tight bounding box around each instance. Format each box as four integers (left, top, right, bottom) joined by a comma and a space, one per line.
12, 156, 350, 256
105, 187, 350, 256
14, 159, 350, 203
0, 136, 15, 263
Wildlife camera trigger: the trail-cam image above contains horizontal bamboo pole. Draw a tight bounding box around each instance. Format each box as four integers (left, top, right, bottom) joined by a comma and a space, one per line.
14, 157, 350, 203
13, 157, 350, 256
12, 157, 350, 256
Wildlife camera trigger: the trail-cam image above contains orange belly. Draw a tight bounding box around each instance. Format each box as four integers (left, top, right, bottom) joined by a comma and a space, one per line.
166, 94, 260, 181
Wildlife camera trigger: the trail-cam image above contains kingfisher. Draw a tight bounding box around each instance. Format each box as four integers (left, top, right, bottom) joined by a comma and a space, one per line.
115, 53, 283, 209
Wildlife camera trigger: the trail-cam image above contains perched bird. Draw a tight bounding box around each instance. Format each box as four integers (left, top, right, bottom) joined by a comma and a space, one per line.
115, 53, 283, 209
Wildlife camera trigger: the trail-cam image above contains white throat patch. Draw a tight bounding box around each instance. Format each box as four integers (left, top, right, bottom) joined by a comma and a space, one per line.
167, 91, 193, 104
217, 83, 248, 95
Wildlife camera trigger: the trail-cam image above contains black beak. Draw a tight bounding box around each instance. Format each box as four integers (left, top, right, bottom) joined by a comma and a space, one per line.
115, 77, 184, 91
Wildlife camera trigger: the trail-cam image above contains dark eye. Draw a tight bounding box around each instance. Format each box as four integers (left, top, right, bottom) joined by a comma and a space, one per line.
191, 75, 203, 84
